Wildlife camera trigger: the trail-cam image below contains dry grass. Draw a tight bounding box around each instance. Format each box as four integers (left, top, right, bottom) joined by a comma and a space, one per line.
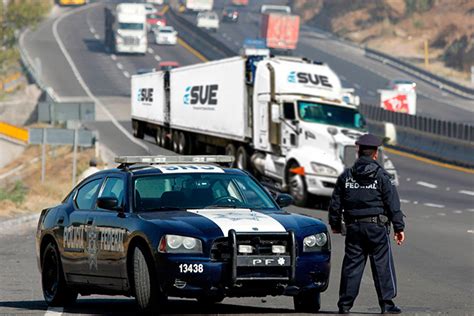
0, 145, 100, 219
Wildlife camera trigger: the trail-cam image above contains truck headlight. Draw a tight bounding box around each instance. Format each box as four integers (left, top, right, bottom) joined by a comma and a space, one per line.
303, 233, 328, 252
310, 163, 338, 177
159, 235, 203, 253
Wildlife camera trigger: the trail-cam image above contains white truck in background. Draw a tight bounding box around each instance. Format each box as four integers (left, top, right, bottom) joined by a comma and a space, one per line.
104, 3, 148, 54
185, 0, 213, 12
131, 56, 398, 206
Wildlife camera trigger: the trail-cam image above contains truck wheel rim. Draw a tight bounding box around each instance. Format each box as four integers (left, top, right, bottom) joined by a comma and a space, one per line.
43, 249, 59, 300
236, 153, 245, 169
289, 174, 305, 201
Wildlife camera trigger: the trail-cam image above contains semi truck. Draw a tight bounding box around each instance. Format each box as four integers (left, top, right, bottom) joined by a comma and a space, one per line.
260, 10, 300, 54
104, 3, 148, 54
184, 0, 214, 12
232, 0, 248, 6
131, 56, 398, 206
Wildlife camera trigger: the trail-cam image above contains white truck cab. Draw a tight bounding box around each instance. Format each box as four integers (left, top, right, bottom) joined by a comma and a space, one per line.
115, 3, 148, 54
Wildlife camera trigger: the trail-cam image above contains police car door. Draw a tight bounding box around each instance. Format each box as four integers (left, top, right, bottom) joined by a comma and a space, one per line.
85, 175, 128, 289
63, 176, 104, 283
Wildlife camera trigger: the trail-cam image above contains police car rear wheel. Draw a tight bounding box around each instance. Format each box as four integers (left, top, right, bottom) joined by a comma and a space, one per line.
41, 243, 78, 306
293, 290, 321, 312
133, 245, 165, 312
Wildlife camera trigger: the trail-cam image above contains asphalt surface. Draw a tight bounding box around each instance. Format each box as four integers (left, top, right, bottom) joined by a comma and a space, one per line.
5, 1, 474, 315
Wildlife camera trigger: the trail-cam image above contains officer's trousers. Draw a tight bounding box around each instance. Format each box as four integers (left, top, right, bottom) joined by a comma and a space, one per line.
338, 222, 397, 310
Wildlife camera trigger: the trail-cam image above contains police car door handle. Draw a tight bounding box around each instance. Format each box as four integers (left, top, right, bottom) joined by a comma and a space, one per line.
57, 216, 64, 225
87, 218, 94, 225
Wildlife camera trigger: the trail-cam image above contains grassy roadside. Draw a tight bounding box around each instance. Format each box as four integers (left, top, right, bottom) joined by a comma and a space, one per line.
0, 145, 101, 219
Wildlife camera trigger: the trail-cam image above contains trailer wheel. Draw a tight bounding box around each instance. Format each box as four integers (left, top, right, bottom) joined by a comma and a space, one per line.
160, 128, 169, 149
225, 143, 237, 167
172, 131, 179, 153
236, 146, 248, 170
155, 128, 162, 147
287, 162, 309, 207
133, 121, 144, 139
178, 132, 188, 154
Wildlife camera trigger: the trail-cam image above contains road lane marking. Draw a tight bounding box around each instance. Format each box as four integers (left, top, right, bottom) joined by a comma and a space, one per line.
467, 230, 474, 234
111, 54, 117, 61
89, 27, 95, 34
353, 83, 361, 89
147, 47, 154, 54
123, 71, 130, 78
44, 307, 63, 316
94, 33, 100, 40
437, 212, 446, 216
424, 203, 445, 208
467, 209, 474, 212
117, 62, 123, 70
177, 37, 207, 62
384, 147, 474, 174
453, 210, 463, 214
154, 55, 161, 61
368, 90, 376, 96
52, 2, 150, 154
413, 201, 418, 204
400, 199, 410, 203
459, 190, 474, 196
416, 181, 438, 189
446, 187, 451, 191
406, 178, 411, 182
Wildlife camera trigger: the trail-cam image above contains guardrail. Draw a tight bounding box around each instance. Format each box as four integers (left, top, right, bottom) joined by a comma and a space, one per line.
0, 122, 29, 143
365, 47, 474, 100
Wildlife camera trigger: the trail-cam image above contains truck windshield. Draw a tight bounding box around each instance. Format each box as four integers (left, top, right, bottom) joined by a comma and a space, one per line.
134, 173, 277, 212
298, 101, 366, 130
118, 23, 144, 30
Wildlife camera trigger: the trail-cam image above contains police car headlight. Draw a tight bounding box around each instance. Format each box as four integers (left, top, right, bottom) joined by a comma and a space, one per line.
159, 235, 203, 253
310, 163, 338, 177
303, 233, 328, 252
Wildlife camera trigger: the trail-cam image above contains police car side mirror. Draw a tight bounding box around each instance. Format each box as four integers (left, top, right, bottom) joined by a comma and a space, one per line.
97, 196, 120, 211
276, 193, 294, 208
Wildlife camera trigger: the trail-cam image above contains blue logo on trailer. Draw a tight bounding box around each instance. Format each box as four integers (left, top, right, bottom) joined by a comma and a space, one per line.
287, 71, 297, 83
183, 86, 191, 105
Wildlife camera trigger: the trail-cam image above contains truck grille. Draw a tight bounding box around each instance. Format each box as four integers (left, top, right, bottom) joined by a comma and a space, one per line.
123, 36, 139, 46
211, 231, 296, 282
343, 145, 357, 167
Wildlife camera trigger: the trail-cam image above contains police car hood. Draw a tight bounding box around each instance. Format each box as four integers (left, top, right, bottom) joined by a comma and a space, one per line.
352, 156, 381, 185
139, 208, 326, 238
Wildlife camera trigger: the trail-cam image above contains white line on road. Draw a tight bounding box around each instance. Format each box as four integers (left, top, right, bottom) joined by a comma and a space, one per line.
400, 199, 410, 203
467, 230, 474, 234
459, 190, 474, 196
111, 54, 117, 61
52, 3, 150, 154
94, 34, 100, 40
89, 27, 95, 34
117, 62, 123, 70
147, 47, 154, 54
123, 71, 130, 78
45, 307, 63, 316
154, 55, 161, 61
413, 201, 419, 204
467, 209, 474, 212
437, 212, 446, 216
367, 90, 376, 96
424, 203, 445, 208
406, 178, 411, 182
416, 181, 438, 189
353, 83, 361, 89
453, 210, 463, 214
446, 187, 451, 191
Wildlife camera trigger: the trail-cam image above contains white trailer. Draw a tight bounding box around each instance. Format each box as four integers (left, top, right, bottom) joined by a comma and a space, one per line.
131, 56, 398, 206
185, 0, 213, 12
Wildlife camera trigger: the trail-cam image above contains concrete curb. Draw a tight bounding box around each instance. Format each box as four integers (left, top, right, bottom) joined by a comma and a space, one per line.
0, 213, 40, 230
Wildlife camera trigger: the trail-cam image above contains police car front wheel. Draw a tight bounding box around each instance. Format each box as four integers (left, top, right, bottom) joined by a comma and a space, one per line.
41, 242, 78, 306
293, 290, 321, 312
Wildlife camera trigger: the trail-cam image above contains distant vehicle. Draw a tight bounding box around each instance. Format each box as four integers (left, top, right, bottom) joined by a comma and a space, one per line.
196, 11, 219, 31
184, 0, 214, 12
159, 61, 180, 71
222, 6, 239, 23
146, 0, 164, 4
261, 10, 300, 53
240, 38, 270, 56
104, 3, 148, 54
387, 79, 417, 92
260, 4, 291, 14
232, 0, 248, 6
154, 26, 178, 45
147, 13, 166, 32
58, 0, 87, 5
136, 68, 156, 75
143, 3, 158, 15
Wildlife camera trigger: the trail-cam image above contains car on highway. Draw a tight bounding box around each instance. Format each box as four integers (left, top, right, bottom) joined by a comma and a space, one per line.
196, 10, 219, 31
222, 6, 240, 23
154, 26, 178, 45
144, 3, 158, 15
146, 12, 167, 32
260, 4, 291, 14
159, 60, 180, 71
136, 68, 156, 75
387, 79, 417, 92
36, 155, 331, 313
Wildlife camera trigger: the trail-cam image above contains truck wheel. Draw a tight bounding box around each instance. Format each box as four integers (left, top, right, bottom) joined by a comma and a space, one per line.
236, 146, 248, 170
287, 163, 308, 207
155, 128, 162, 147
225, 143, 237, 167
133, 245, 166, 313
161, 128, 169, 149
133, 121, 144, 139
178, 132, 189, 154
293, 290, 321, 312
41, 242, 78, 307
172, 131, 179, 153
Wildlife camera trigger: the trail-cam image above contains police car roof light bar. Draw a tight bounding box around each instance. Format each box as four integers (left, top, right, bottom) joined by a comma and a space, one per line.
115, 155, 234, 165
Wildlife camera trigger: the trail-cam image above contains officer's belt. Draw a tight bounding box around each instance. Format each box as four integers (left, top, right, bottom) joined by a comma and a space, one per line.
346, 216, 379, 224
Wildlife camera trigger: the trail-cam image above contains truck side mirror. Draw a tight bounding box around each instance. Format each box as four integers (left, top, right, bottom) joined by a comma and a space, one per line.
271, 103, 280, 123
283, 102, 296, 120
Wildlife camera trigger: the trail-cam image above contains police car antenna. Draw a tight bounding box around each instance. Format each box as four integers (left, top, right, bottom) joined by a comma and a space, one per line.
115, 155, 234, 167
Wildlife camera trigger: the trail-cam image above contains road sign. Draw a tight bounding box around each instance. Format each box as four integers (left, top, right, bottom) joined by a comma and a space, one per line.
38, 101, 95, 123
29, 128, 95, 147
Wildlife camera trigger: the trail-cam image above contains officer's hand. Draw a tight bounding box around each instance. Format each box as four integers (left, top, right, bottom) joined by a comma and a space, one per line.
394, 231, 405, 245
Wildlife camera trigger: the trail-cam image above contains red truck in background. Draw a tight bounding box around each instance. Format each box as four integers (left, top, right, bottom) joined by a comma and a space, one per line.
232, 0, 248, 5
261, 12, 300, 53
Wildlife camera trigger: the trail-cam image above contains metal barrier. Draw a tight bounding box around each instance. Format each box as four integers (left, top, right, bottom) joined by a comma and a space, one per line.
0, 122, 29, 143
360, 103, 474, 142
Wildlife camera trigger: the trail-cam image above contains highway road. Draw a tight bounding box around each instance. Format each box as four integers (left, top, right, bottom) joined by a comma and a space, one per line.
4, 1, 473, 315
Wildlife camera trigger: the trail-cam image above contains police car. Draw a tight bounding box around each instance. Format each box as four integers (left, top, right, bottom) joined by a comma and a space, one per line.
36, 156, 330, 312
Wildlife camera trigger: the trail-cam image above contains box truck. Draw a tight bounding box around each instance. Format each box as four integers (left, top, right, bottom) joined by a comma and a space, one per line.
131, 56, 398, 206
104, 3, 148, 54
184, 0, 214, 12
261, 11, 300, 53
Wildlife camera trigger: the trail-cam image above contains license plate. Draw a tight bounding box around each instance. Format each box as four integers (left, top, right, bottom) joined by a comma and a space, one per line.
237, 255, 290, 267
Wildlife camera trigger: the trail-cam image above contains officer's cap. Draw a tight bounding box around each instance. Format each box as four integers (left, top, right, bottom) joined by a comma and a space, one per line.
355, 134, 382, 147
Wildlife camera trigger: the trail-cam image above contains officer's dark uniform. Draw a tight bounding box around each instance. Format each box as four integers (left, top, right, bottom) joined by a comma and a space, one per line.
328, 134, 405, 314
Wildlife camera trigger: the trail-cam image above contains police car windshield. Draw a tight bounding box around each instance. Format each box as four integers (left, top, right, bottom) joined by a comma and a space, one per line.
134, 173, 277, 212
298, 101, 366, 130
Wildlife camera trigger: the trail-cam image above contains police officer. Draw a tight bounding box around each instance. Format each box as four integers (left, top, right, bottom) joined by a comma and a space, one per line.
328, 134, 405, 314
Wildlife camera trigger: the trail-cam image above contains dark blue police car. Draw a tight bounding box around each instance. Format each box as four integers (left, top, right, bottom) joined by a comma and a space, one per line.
36, 156, 330, 313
